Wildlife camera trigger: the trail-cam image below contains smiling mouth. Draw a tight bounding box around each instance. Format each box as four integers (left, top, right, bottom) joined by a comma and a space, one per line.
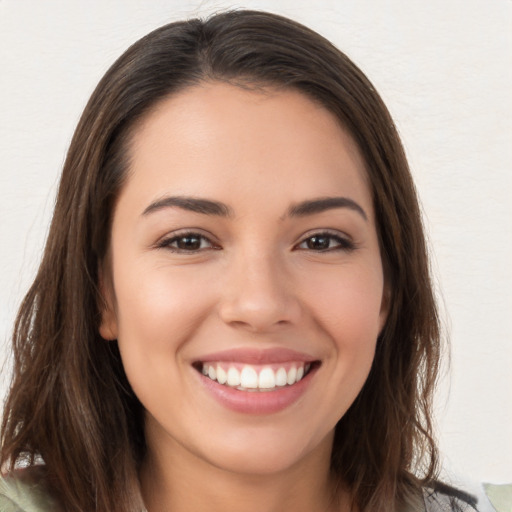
194, 362, 317, 392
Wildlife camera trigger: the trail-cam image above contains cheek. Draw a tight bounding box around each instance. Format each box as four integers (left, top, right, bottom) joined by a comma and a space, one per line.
302, 264, 385, 339
112, 264, 223, 425
299, 265, 383, 392
112, 263, 218, 378
115, 261, 214, 332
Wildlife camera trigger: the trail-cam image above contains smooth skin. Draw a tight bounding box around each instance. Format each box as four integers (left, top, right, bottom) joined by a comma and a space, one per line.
100, 83, 388, 512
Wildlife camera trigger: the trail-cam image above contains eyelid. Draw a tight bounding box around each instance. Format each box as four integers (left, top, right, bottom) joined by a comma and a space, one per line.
294, 229, 356, 251
154, 228, 221, 252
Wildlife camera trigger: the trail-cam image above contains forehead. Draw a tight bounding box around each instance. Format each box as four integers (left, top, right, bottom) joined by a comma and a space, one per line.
122, 82, 373, 215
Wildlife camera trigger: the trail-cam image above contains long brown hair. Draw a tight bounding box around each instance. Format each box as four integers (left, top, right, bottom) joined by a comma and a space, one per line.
1, 10, 440, 512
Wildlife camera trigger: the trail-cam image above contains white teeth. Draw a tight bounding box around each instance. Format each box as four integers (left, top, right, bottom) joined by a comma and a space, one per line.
287, 366, 297, 385
258, 367, 276, 389
201, 362, 311, 390
275, 367, 287, 387
216, 366, 227, 384
240, 366, 258, 388
227, 367, 241, 386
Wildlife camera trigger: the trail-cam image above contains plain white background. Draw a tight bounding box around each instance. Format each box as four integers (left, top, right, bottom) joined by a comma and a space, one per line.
0, 0, 510, 493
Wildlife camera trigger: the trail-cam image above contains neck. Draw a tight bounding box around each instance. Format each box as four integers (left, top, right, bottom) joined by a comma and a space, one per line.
140, 427, 350, 512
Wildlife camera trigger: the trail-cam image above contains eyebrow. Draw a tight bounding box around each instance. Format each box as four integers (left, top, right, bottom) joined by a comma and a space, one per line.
142, 196, 233, 217
287, 197, 368, 221
141, 195, 367, 221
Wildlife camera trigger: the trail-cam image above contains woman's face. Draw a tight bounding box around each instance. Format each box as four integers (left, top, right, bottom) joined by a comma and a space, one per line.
100, 82, 388, 476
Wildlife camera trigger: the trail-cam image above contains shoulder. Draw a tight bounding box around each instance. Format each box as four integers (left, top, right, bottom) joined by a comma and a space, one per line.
0, 466, 59, 512
423, 481, 480, 512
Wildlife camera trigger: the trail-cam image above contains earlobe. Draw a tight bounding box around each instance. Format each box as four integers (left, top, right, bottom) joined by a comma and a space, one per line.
378, 284, 391, 333
98, 265, 118, 341
99, 308, 118, 341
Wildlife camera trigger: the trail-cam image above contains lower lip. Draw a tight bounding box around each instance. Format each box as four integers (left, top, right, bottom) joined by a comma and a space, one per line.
196, 367, 317, 415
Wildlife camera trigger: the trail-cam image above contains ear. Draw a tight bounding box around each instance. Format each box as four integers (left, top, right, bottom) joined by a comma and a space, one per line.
98, 263, 118, 341
378, 282, 391, 333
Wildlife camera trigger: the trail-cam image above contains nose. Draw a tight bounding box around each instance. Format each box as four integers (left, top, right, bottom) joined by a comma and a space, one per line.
218, 251, 302, 333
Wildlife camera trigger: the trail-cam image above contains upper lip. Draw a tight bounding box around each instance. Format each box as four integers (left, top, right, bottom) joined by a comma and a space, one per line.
194, 348, 318, 365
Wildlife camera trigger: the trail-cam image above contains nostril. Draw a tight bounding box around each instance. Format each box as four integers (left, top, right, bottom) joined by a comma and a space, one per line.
217, 268, 302, 331
218, 298, 301, 333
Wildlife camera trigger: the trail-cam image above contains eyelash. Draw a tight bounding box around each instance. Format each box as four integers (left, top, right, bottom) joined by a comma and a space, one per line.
295, 231, 355, 252
157, 230, 355, 254
156, 232, 219, 253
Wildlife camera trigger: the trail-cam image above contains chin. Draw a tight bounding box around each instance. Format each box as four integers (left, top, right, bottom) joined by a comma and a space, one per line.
198, 426, 334, 477
207, 448, 304, 476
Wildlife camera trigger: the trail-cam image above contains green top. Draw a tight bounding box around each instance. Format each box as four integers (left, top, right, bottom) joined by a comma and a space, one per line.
483, 484, 512, 512
0, 468, 58, 512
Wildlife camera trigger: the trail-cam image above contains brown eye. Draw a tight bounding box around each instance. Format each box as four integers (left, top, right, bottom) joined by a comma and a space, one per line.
176, 235, 202, 250
305, 235, 331, 251
158, 232, 218, 253
297, 233, 354, 252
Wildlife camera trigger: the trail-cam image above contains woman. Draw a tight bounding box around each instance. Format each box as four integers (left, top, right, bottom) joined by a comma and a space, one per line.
0, 10, 480, 512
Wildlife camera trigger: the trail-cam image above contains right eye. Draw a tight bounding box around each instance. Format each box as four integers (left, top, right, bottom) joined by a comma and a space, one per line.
157, 232, 219, 253
295, 231, 355, 253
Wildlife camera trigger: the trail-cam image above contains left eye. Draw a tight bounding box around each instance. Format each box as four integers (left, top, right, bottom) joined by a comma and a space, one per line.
159, 233, 216, 252
296, 233, 353, 252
